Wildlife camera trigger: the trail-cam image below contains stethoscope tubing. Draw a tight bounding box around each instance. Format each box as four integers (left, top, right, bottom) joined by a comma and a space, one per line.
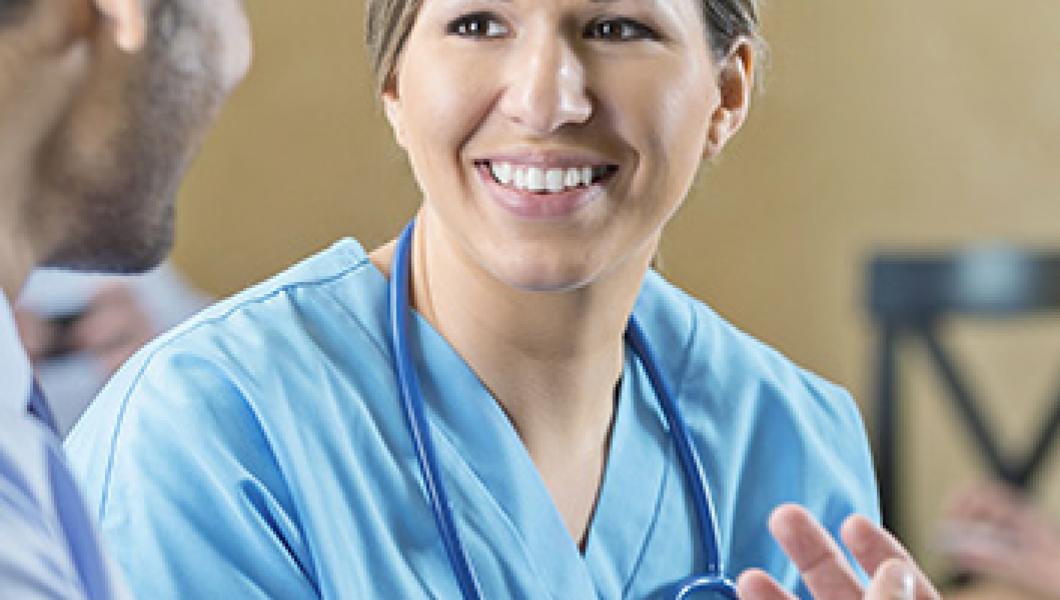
388, 218, 736, 599
390, 220, 484, 599
624, 317, 726, 578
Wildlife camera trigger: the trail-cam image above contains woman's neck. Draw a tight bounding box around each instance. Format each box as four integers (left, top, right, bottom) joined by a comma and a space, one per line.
370, 211, 653, 457
371, 209, 656, 547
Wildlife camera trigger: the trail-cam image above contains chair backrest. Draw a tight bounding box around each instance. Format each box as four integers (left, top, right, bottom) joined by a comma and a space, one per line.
869, 247, 1060, 323
866, 246, 1060, 547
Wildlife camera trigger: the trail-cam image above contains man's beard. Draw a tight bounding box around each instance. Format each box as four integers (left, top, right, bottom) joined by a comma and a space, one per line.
36, 0, 223, 274
37, 93, 190, 275
44, 197, 177, 274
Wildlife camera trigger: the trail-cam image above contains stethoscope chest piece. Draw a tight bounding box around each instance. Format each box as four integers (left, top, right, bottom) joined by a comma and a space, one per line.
666, 573, 740, 599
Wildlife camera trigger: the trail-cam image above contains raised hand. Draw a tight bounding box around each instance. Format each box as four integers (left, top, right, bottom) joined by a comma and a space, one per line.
737, 504, 939, 600
938, 482, 1060, 598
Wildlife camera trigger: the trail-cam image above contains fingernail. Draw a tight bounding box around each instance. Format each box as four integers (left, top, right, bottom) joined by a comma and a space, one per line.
891, 564, 916, 600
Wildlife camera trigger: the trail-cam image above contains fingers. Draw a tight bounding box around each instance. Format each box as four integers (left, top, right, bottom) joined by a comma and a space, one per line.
937, 481, 1034, 571
945, 482, 1021, 525
947, 481, 1052, 547
72, 285, 154, 374
941, 521, 1060, 599
768, 504, 862, 600
750, 506, 940, 600
939, 525, 1018, 575
863, 559, 916, 600
842, 515, 938, 599
736, 568, 797, 600
840, 515, 912, 572
13, 309, 54, 361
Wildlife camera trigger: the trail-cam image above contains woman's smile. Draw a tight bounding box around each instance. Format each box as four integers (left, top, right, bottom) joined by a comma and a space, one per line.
383, 0, 747, 291
472, 151, 620, 219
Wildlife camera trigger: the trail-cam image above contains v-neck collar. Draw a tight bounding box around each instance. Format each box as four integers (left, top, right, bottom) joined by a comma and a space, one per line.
410, 311, 595, 597
412, 317, 673, 599
583, 350, 671, 596
358, 258, 672, 598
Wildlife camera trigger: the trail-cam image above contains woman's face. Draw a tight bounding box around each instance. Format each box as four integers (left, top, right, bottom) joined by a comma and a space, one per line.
385, 0, 750, 292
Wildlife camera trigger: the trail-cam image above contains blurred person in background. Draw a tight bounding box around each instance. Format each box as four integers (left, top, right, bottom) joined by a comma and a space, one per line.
0, 0, 249, 596
939, 481, 1060, 599
16, 264, 209, 436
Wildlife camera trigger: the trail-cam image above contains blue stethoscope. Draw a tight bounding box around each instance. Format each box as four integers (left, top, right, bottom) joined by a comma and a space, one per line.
388, 219, 737, 599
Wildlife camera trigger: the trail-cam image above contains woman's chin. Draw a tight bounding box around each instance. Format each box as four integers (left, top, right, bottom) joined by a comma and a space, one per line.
483, 257, 602, 295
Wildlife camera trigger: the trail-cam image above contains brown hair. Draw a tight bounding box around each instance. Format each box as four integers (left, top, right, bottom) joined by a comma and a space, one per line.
365, 0, 763, 95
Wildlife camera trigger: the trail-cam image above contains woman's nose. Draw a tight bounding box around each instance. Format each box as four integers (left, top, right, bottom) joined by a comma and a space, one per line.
499, 35, 593, 134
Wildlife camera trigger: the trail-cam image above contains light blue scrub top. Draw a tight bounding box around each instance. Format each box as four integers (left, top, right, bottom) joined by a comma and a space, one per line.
66, 239, 879, 599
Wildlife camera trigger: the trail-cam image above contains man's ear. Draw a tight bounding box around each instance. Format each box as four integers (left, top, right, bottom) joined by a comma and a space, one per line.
93, 0, 145, 52
704, 40, 754, 159
382, 75, 407, 149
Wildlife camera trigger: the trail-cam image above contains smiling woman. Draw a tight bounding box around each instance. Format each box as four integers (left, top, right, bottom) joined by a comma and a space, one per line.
66, 1, 934, 598
377, 0, 739, 296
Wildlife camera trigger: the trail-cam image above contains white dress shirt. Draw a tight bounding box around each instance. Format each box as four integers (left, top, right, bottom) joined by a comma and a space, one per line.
0, 291, 125, 598
1, 289, 32, 413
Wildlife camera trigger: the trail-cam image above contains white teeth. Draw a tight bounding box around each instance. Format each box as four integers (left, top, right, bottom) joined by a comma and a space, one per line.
490, 162, 513, 185
564, 168, 580, 188
545, 169, 564, 193
526, 167, 545, 192
485, 161, 609, 192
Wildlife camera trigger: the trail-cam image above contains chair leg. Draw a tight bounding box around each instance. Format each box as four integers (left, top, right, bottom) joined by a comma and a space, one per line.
875, 324, 901, 537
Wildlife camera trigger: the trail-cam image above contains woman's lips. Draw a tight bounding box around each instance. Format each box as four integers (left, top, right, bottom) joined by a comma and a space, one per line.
475, 160, 618, 220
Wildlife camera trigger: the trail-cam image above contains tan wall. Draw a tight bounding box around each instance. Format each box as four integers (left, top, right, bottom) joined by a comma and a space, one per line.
170, 0, 1060, 581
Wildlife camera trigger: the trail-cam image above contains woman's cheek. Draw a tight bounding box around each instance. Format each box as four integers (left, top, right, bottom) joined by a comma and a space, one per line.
407, 56, 487, 144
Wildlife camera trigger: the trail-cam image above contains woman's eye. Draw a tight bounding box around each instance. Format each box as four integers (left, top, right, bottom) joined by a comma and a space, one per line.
585, 18, 659, 42
447, 12, 509, 38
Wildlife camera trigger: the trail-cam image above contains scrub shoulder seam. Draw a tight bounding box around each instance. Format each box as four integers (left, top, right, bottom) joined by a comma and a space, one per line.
96, 246, 374, 522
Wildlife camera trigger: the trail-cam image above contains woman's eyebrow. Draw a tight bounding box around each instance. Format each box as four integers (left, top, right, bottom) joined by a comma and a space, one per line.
436, 0, 511, 7
435, 0, 651, 9
438, 0, 633, 6
589, 0, 665, 10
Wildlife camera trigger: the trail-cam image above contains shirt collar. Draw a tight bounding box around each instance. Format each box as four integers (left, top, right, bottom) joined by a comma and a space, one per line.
0, 289, 33, 413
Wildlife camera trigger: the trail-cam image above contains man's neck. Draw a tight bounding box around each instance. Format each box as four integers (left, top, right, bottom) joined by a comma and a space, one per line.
0, 232, 33, 301
0, 160, 36, 297
0, 38, 90, 299
0, 134, 43, 298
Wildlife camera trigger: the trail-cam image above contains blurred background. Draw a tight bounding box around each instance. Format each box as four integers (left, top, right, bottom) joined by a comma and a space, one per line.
57, 0, 1060, 597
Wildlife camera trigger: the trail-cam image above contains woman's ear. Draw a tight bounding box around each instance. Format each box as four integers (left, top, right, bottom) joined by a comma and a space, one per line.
92, 0, 145, 52
704, 40, 754, 159
382, 74, 407, 149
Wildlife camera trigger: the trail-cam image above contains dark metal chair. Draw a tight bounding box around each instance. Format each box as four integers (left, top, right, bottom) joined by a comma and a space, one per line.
867, 247, 1060, 552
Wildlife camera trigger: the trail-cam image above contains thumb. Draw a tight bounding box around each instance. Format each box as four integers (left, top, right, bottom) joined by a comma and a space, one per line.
865, 559, 916, 600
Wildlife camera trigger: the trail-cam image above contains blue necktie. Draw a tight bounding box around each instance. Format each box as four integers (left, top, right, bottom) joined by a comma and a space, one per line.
27, 378, 59, 435
29, 378, 115, 597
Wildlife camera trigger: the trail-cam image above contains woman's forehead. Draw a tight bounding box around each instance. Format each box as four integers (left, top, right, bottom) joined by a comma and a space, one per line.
425, 0, 689, 14
419, 0, 700, 28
